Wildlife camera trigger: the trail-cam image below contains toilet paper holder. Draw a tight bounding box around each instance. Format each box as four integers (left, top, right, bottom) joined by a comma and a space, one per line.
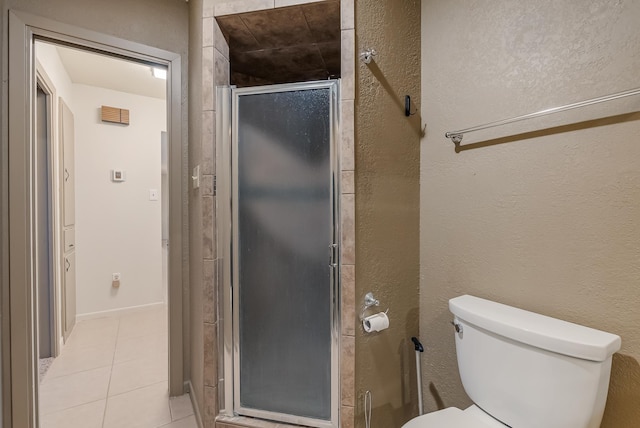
360, 292, 389, 321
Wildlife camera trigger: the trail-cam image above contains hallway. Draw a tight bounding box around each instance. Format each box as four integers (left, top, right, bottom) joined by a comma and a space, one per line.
39, 305, 197, 428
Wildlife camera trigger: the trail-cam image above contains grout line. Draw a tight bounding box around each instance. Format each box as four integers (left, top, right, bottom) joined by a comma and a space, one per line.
101, 316, 120, 428
106, 379, 169, 400
156, 413, 196, 428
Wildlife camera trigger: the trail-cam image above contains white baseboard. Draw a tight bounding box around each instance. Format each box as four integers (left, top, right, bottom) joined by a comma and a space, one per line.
186, 380, 204, 428
75, 301, 166, 322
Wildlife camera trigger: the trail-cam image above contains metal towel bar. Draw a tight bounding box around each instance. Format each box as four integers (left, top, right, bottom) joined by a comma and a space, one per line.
445, 87, 640, 144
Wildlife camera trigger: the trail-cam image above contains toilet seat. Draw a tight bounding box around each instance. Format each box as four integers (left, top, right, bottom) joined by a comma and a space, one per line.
402, 406, 507, 428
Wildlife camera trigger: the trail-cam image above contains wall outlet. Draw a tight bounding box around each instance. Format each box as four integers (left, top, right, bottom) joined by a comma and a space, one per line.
112, 272, 121, 288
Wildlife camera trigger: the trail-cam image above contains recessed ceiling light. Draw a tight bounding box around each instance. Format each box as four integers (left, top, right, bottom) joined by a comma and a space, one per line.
152, 67, 167, 80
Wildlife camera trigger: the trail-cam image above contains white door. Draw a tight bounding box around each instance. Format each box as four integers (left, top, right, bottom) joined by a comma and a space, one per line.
60, 98, 76, 340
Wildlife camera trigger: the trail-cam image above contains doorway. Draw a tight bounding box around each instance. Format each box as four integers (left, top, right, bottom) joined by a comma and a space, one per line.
34, 39, 173, 425
5, 11, 184, 428
219, 81, 340, 428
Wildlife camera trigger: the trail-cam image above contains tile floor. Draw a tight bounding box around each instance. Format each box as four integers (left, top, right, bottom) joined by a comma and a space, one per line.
39, 305, 198, 428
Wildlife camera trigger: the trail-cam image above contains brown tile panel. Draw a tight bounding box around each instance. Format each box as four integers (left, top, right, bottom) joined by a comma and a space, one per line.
217, 3, 340, 87
216, 15, 261, 52
231, 45, 328, 84
302, 1, 340, 43
241, 7, 314, 49
317, 41, 341, 77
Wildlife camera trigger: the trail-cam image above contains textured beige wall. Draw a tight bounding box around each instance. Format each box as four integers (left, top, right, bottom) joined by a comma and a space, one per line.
420, 1, 640, 427
355, 1, 421, 427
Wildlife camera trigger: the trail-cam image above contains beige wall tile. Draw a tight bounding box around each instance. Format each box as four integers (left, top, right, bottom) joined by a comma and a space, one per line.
214, 19, 230, 60
204, 0, 215, 18
340, 405, 354, 428
341, 170, 354, 194
340, 100, 354, 171
203, 17, 214, 47
340, 335, 355, 406
203, 46, 215, 111
340, 0, 354, 30
203, 260, 216, 323
215, 0, 274, 17
214, 50, 230, 87
203, 386, 218, 428
341, 264, 355, 336
341, 194, 355, 265
340, 29, 355, 100
203, 196, 216, 260
204, 322, 218, 387
202, 110, 215, 174
202, 175, 214, 196
216, 259, 223, 323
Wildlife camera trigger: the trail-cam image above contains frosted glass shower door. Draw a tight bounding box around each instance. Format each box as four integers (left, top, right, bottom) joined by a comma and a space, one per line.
232, 81, 339, 427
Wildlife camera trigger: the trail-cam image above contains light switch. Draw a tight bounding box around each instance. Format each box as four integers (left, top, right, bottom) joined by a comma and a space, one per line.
192, 165, 200, 189
149, 189, 159, 201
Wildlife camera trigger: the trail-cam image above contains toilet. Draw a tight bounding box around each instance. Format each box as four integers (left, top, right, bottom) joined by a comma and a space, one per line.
404, 295, 621, 428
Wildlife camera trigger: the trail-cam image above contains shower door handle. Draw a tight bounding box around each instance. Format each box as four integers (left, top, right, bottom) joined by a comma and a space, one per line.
329, 244, 338, 268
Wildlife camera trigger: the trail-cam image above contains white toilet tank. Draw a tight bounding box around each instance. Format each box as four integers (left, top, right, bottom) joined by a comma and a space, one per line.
449, 295, 621, 428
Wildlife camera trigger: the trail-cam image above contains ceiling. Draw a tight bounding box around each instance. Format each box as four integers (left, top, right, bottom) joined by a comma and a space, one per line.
216, 1, 341, 87
52, 43, 167, 100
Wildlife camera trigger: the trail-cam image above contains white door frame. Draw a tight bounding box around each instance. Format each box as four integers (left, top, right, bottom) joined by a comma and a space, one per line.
4, 10, 185, 427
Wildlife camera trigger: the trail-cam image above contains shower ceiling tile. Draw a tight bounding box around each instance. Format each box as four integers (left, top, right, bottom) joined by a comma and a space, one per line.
231, 44, 327, 83
216, 15, 261, 52
240, 7, 315, 49
317, 41, 341, 77
302, 1, 340, 43
216, 1, 340, 87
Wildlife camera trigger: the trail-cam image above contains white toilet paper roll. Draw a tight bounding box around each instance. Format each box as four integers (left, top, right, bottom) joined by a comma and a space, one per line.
363, 312, 390, 333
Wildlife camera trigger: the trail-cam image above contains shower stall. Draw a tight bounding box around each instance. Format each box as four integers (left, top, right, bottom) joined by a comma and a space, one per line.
217, 80, 340, 428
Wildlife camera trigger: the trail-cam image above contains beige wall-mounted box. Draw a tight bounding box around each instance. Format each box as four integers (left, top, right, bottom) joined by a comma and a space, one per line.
101, 105, 130, 125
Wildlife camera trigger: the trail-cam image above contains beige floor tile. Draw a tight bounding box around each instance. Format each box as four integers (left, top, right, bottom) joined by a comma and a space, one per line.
108, 356, 168, 396
38, 307, 183, 425
39, 399, 105, 428
39, 366, 111, 415
103, 381, 172, 428
44, 343, 114, 379
63, 317, 119, 351
159, 415, 199, 428
114, 332, 168, 364
118, 308, 168, 340
169, 393, 194, 421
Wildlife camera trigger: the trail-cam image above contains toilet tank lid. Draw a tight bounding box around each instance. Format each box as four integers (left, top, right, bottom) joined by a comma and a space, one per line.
449, 295, 621, 362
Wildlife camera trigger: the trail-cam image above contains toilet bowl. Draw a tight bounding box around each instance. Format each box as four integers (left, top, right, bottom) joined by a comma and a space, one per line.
403, 406, 506, 428
402, 295, 621, 428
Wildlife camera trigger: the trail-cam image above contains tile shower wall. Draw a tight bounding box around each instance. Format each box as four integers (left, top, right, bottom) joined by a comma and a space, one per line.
195, 1, 356, 427
203, 3, 230, 428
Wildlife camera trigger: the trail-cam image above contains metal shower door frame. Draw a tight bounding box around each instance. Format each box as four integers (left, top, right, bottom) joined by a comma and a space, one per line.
220, 80, 341, 428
